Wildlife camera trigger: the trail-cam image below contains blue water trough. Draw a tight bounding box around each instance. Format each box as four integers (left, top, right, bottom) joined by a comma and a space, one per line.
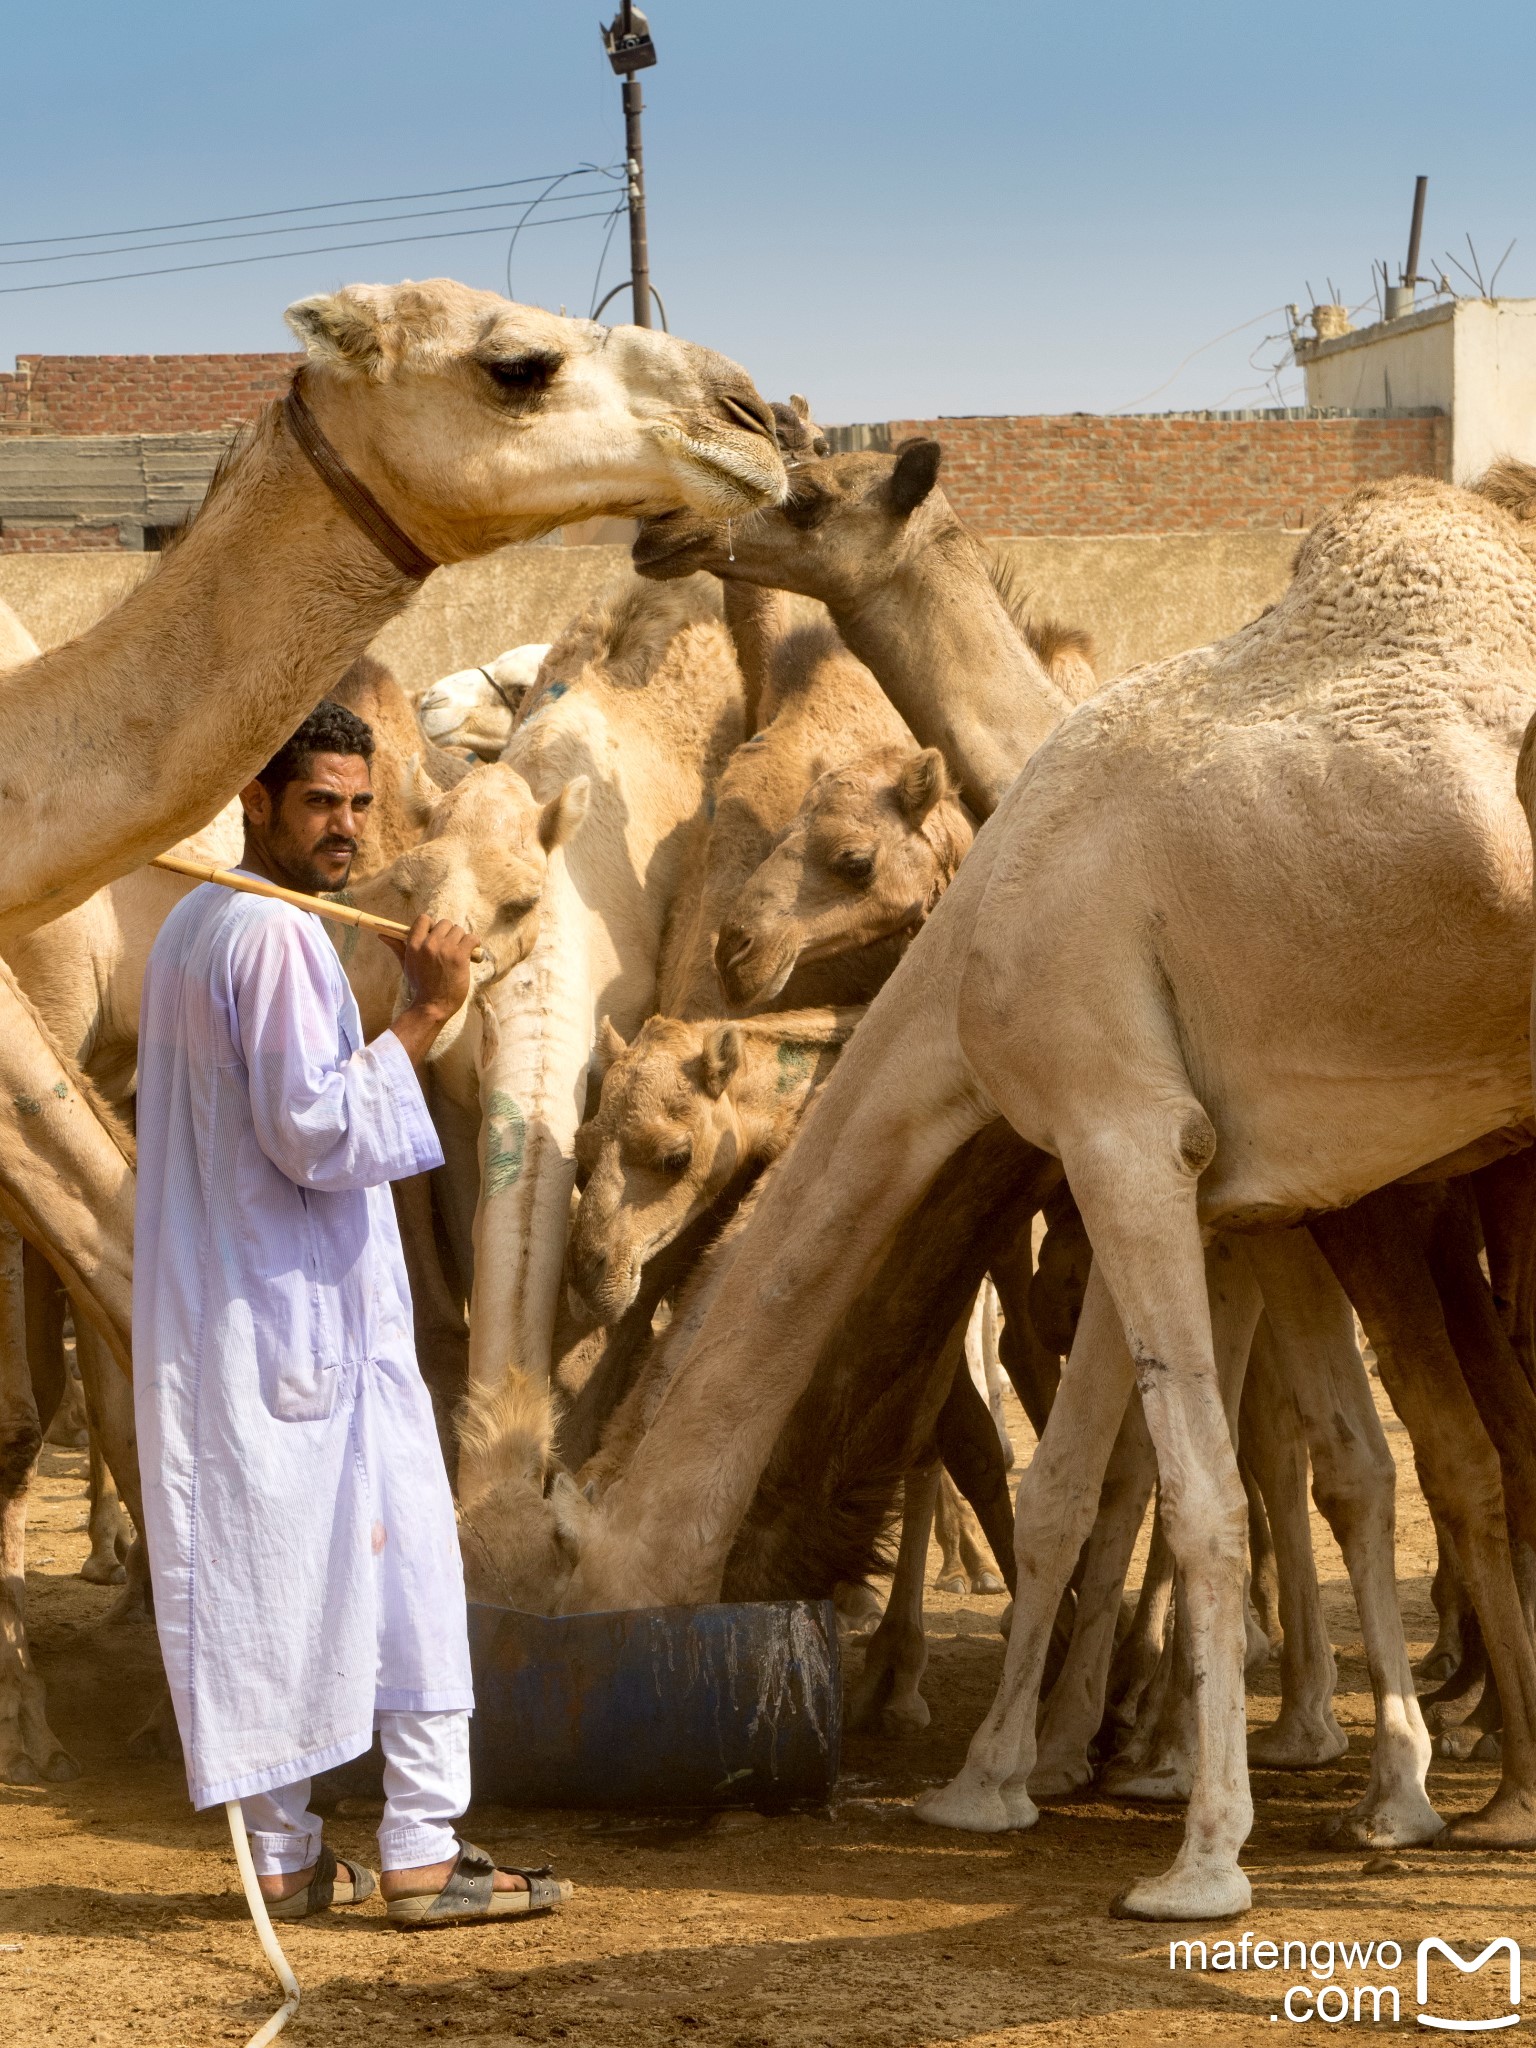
465, 1597, 842, 1810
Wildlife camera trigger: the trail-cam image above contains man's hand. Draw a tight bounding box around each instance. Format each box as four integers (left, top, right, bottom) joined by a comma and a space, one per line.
378, 914, 478, 1067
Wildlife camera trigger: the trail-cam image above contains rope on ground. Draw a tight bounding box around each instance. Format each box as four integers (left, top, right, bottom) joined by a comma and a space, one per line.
224, 1800, 301, 2048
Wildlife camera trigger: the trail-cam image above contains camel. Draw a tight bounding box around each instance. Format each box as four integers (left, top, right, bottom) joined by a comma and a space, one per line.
0, 277, 783, 1415
416, 645, 550, 760
458, 576, 748, 1399
513, 464, 1536, 1923
715, 741, 974, 1009
633, 438, 1085, 814
330, 653, 472, 873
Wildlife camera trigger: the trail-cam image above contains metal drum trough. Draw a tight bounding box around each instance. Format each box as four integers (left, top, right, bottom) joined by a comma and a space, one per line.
466, 1597, 841, 1810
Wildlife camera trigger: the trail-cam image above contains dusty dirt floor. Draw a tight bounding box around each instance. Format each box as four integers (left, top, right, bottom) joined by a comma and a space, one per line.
5, 1373, 1536, 2046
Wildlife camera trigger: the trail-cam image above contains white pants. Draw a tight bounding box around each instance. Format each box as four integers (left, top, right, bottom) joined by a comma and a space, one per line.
241, 1709, 469, 1876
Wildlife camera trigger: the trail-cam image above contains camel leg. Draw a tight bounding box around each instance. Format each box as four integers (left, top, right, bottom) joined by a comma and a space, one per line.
80, 1433, 131, 1587
1246, 1228, 1439, 1846
1420, 1517, 1471, 1685
847, 1459, 941, 1737
1241, 1448, 1282, 1656
1238, 1321, 1346, 1770
967, 1281, 1014, 1466
1105, 1497, 1174, 1731
933, 1359, 1011, 1594
1312, 1191, 1536, 1847
933, 1473, 1001, 1595
990, 1226, 1059, 1439
0, 1221, 76, 1783
914, 1264, 1137, 1838
1474, 1150, 1536, 1394
1029, 1394, 1157, 1797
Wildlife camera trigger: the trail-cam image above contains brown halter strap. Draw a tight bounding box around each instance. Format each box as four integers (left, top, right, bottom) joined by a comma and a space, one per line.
283, 373, 438, 582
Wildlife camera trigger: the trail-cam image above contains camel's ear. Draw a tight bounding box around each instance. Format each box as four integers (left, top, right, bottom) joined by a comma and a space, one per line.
895, 747, 948, 826
538, 775, 590, 852
887, 439, 942, 517
284, 291, 386, 374
549, 1468, 595, 1543
789, 393, 812, 422
594, 1015, 628, 1079
399, 752, 439, 831
700, 1024, 743, 1099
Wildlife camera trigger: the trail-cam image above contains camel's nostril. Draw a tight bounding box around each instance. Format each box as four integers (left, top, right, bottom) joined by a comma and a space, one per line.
720, 393, 774, 441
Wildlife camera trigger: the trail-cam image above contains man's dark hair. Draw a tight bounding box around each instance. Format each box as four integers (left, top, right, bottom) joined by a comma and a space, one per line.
257, 699, 375, 799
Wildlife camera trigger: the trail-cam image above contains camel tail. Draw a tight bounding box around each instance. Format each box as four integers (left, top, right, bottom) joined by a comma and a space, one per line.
455, 1369, 554, 1504
1473, 456, 1536, 523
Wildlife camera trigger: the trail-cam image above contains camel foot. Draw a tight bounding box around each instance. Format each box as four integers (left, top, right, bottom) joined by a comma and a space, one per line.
1435, 1725, 1489, 1761
933, 1570, 968, 1596
1109, 1863, 1251, 1922
79, 1554, 128, 1586
1311, 1792, 1443, 1851
1471, 1732, 1504, 1762
877, 1695, 931, 1740
1415, 1646, 1460, 1685
1247, 1712, 1349, 1770
971, 1570, 1006, 1596
1100, 1756, 1193, 1804
1244, 1614, 1274, 1676
834, 1582, 884, 1628
1028, 1747, 1094, 1800
1436, 1788, 1536, 1850
913, 1771, 1038, 1833
126, 1690, 181, 1761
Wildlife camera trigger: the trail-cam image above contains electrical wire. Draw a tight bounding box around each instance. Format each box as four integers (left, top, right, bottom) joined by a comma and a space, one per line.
505, 165, 617, 299
0, 208, 622, 296
0, 170, 621, 252
1110, 306, 1289, 413
588, 201, 629, 316
0, 182, 623, 270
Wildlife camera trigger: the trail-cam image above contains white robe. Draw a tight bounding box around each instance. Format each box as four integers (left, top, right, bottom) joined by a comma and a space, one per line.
133, 881, 473, 1810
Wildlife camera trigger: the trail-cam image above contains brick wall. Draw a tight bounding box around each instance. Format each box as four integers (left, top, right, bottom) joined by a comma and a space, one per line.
0, 353, 300, 436
882, 412, 1450, 535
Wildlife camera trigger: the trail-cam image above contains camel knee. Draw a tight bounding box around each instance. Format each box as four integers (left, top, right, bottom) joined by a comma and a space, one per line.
1158, 1471, 1248, 1577
0, 1420, 41, 1498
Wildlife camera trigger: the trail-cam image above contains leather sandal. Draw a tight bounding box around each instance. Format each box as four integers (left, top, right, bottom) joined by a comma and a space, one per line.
385, 1839, 573, 1928
265, 1841, 377, 1921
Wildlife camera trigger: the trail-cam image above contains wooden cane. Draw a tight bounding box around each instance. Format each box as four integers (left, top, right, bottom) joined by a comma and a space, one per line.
150, 854, 485, 962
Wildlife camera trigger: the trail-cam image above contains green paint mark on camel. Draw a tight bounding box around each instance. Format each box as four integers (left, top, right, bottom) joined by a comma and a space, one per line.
484, 1091, 527, 1197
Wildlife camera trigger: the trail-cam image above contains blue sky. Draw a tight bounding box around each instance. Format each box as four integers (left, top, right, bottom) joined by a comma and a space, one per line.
3, 2, 1530, 423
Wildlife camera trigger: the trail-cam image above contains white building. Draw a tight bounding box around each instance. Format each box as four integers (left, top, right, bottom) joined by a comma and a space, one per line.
1296, 297, 1536, 483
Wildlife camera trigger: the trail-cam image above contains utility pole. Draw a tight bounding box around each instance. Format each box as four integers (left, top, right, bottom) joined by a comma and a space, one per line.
601, 4, 657, 328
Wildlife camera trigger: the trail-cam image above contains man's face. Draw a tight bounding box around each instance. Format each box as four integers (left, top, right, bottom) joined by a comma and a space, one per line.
240, 751, 374, 894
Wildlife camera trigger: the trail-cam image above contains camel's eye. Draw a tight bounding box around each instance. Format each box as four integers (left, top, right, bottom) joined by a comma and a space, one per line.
832, 850, 875, 883
660, 1146, 692, 1176
481, 351, 562, 400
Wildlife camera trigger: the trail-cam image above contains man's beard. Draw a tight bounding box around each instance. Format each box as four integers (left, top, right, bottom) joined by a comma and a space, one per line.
276, 835, 357, 895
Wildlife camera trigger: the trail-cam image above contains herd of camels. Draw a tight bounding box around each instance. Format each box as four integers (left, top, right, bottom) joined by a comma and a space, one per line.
5, 275, 1536, 1925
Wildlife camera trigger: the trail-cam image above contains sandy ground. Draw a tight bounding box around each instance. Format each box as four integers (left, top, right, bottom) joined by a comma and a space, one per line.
5, 1377, 1536, 2046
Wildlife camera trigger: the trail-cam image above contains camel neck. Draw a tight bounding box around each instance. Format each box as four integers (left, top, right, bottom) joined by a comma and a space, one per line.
735, 1021, 848, 1156
0, 403, 421, 942
834, 531, 1070, 818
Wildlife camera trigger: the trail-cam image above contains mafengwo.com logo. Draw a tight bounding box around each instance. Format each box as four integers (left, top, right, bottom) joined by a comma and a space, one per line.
1168, 1931, 1522, 2027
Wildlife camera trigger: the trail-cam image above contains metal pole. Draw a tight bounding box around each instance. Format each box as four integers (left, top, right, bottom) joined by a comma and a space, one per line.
620, 1, 652, 327
1404, 175, 1428, 287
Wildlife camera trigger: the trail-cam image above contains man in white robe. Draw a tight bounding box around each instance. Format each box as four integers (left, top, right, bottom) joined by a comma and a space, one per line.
135, 701, 567, 1925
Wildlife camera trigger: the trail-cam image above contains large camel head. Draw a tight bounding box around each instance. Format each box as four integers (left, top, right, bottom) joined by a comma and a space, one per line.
284, 279, 787, 559
631, 439, 946, 605
568, 1014, 754, 1323
715, 742, 973, 1009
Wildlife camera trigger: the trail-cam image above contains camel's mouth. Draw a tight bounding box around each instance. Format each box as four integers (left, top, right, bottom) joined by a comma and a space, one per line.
631, 514, 712, 576
648, 420, 787, 518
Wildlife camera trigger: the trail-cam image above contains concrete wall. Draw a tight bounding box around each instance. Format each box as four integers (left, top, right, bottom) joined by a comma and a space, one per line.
0, 529, 1301, 690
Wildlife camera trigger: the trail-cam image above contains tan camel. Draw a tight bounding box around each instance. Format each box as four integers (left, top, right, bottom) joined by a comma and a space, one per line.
715, 741, 974, 1010
459, 576, 747, 1398
415, 646, 551, 760
655, 623, 915, 1017
0, 280, 783, 1375
531, 467, 1536, 1920
330, 653, 472, 875
633, 438, 1084, 813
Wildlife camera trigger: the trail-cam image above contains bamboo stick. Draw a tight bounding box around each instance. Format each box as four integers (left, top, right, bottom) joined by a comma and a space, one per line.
150, 853, 484, 961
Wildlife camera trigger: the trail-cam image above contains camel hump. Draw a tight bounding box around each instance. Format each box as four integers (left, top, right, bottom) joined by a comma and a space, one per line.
1474, 456, 1536, 523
